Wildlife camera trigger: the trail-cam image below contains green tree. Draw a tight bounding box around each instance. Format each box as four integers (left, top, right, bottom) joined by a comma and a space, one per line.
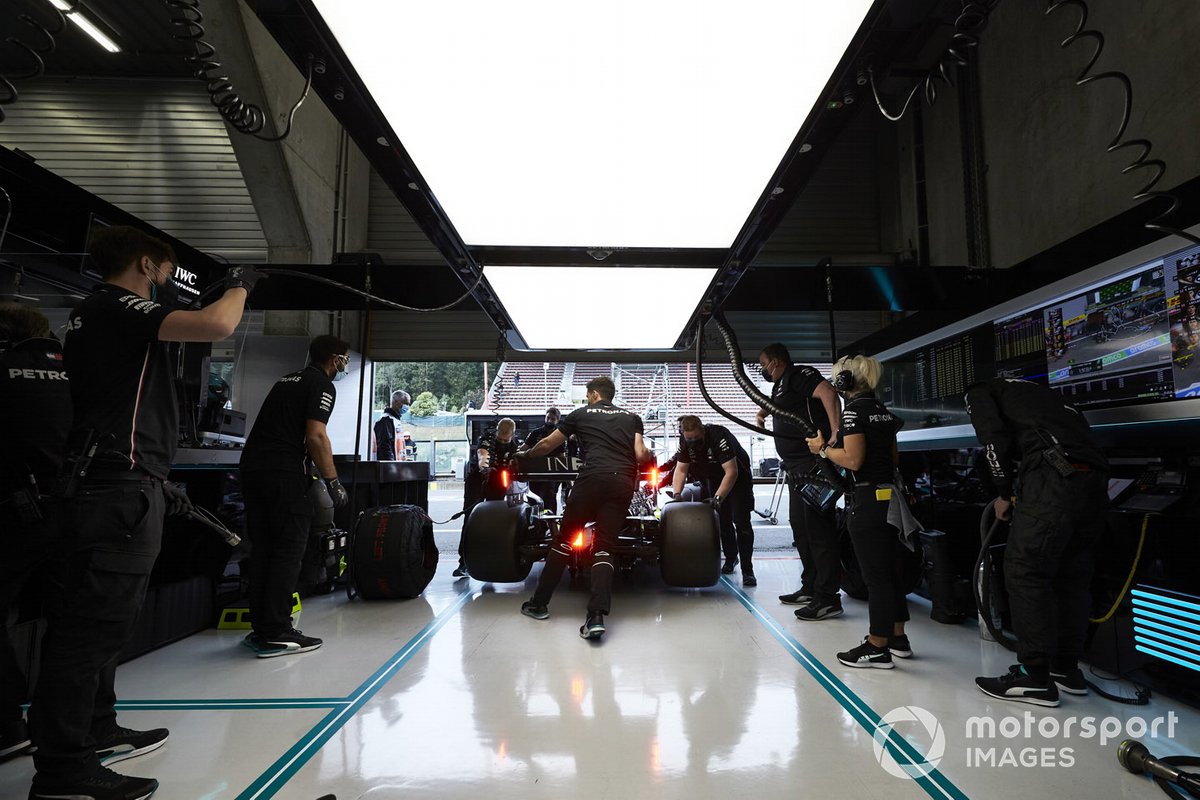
373, 361, 499, 411
410, 391, 439, 416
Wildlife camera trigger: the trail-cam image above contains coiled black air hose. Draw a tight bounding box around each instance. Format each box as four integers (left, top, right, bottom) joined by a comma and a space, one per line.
1045, 0, 1200, 246
164, 0, 312, 142
0, 2, 70, 123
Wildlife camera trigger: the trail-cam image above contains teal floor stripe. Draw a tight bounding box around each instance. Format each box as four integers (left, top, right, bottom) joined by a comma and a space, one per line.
236, 588, 475, 800
116, 698, 348, 710
721, 577, 969, 800
115, 701, 349, 711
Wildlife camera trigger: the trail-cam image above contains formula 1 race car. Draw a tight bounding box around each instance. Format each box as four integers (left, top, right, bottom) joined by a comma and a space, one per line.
461, 457, 722, 588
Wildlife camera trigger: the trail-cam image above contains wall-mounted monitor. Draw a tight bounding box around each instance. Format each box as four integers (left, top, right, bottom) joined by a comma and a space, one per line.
874, 228, 1200, 447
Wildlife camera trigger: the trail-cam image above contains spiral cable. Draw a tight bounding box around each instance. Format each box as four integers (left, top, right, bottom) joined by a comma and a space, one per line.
868, 1, 998, 122
0, 3, 70, 123
163, 0, 311, 141
1045, 0, 1200, 246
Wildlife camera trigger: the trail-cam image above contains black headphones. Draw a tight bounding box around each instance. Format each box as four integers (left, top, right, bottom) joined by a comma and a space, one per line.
833, 370, 855, 392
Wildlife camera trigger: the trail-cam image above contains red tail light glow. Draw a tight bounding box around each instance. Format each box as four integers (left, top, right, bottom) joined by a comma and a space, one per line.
650, 467, 659, 487
572, 532, 585, 549
501, 469, 510, 489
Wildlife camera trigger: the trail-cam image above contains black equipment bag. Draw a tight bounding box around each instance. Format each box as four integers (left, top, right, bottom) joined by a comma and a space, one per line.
349, 504, 438, 600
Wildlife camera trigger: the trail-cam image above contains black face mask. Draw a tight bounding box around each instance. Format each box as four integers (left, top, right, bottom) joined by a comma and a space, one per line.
759, 364, 773, 382
150, 268, 180, 307
684, 436, 703, 448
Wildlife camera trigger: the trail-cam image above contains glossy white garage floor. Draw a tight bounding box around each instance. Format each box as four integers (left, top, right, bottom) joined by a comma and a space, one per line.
3, 556, 1197, 800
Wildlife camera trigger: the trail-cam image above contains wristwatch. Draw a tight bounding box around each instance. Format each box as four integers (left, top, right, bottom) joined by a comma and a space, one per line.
818, 446, 829, 459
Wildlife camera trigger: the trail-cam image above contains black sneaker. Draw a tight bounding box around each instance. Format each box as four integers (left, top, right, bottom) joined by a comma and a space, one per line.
579, 611, 606, 640
888, 634, 913, 659
1051, 667, 1089, 696
29, 765, 158, 800
720, 557, 739, 574
794, 601, 844, 621
837, 638, 895, 669
1, 717, 32, 759
255, 628, 322, 659
94, 726, 169, 766
778, 589, 813, 605
976, 665, 1060, 707
742, 572, 757, 587
520, 600, 549, 620
452, 565, 469, 578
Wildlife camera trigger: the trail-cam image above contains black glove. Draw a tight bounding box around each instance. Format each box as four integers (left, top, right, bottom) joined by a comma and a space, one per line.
514, 449, 531, 460
325, 477, 349, 508
224, 265, 266, 293
707, 494, 723, 511
162, 482, 194, 517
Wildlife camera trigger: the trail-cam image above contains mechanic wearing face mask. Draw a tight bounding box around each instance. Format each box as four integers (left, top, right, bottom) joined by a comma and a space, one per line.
671, 415, 757, 586
454, 418, 522, 578
756, 342, 844, 621
29, 226, 256, 800
238, 335, 352, 659
373, 390, 411, 461
522, 407, 566, 514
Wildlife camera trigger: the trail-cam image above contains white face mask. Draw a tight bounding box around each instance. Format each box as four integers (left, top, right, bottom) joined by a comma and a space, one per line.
332, 354, 350, 381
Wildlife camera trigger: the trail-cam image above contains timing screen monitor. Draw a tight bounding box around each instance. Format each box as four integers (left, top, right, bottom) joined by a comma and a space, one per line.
1042, 263, 1174, 407
1168, 246, 1200, 398
882, 237, 1200, 433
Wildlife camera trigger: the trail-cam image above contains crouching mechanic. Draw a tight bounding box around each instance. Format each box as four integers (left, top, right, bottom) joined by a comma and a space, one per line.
30, 225, 254, 800
517, 377, 653, 640
965, 378, 1109, 707
454, 418, 521, 578
239, 335, 352, 658
671, 415, 756, 586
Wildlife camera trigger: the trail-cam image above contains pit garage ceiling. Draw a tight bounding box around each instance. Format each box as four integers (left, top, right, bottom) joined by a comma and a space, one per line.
1, 0, 955, 357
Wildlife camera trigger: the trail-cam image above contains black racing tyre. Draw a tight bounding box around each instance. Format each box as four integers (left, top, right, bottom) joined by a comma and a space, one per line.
659, 501, 721, 587
350, 505, 437, 600
463, 500, 533, 583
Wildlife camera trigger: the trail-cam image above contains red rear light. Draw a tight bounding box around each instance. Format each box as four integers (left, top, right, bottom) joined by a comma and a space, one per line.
572, 531, 585, 549
501, 469, 510, 489
650, 467, 659, 487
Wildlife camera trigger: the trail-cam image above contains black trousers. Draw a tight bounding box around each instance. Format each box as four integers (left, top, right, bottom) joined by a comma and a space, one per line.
241, 470, 314, 638
30, 477, 164, 782
1006, 466, 1108, 672
784, 463, 841, 604
458, 471, 485, 566
529, 480, 561, 515
0, 501, 64, 724
532, 472, 635, 615
847, 486, 911, 638
706, 474, 755, 571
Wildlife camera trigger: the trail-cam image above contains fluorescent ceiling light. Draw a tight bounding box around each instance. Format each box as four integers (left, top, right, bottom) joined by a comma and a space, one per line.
311, 0, 873, 249
485, 266, 716, 349
47, 0, 121, 53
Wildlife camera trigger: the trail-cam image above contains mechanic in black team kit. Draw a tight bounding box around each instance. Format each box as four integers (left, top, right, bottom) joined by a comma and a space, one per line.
671, 415, 757, 586
0, 304, 72, 760
239, 335, 352, 658
806, 356, 912, 670
30, 225, 255, 800
523, 407, 566, 514
517, 377, 654, 640
454, 418, 522, 578
756, 343, 844, 621
965, 378, 1108, 707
